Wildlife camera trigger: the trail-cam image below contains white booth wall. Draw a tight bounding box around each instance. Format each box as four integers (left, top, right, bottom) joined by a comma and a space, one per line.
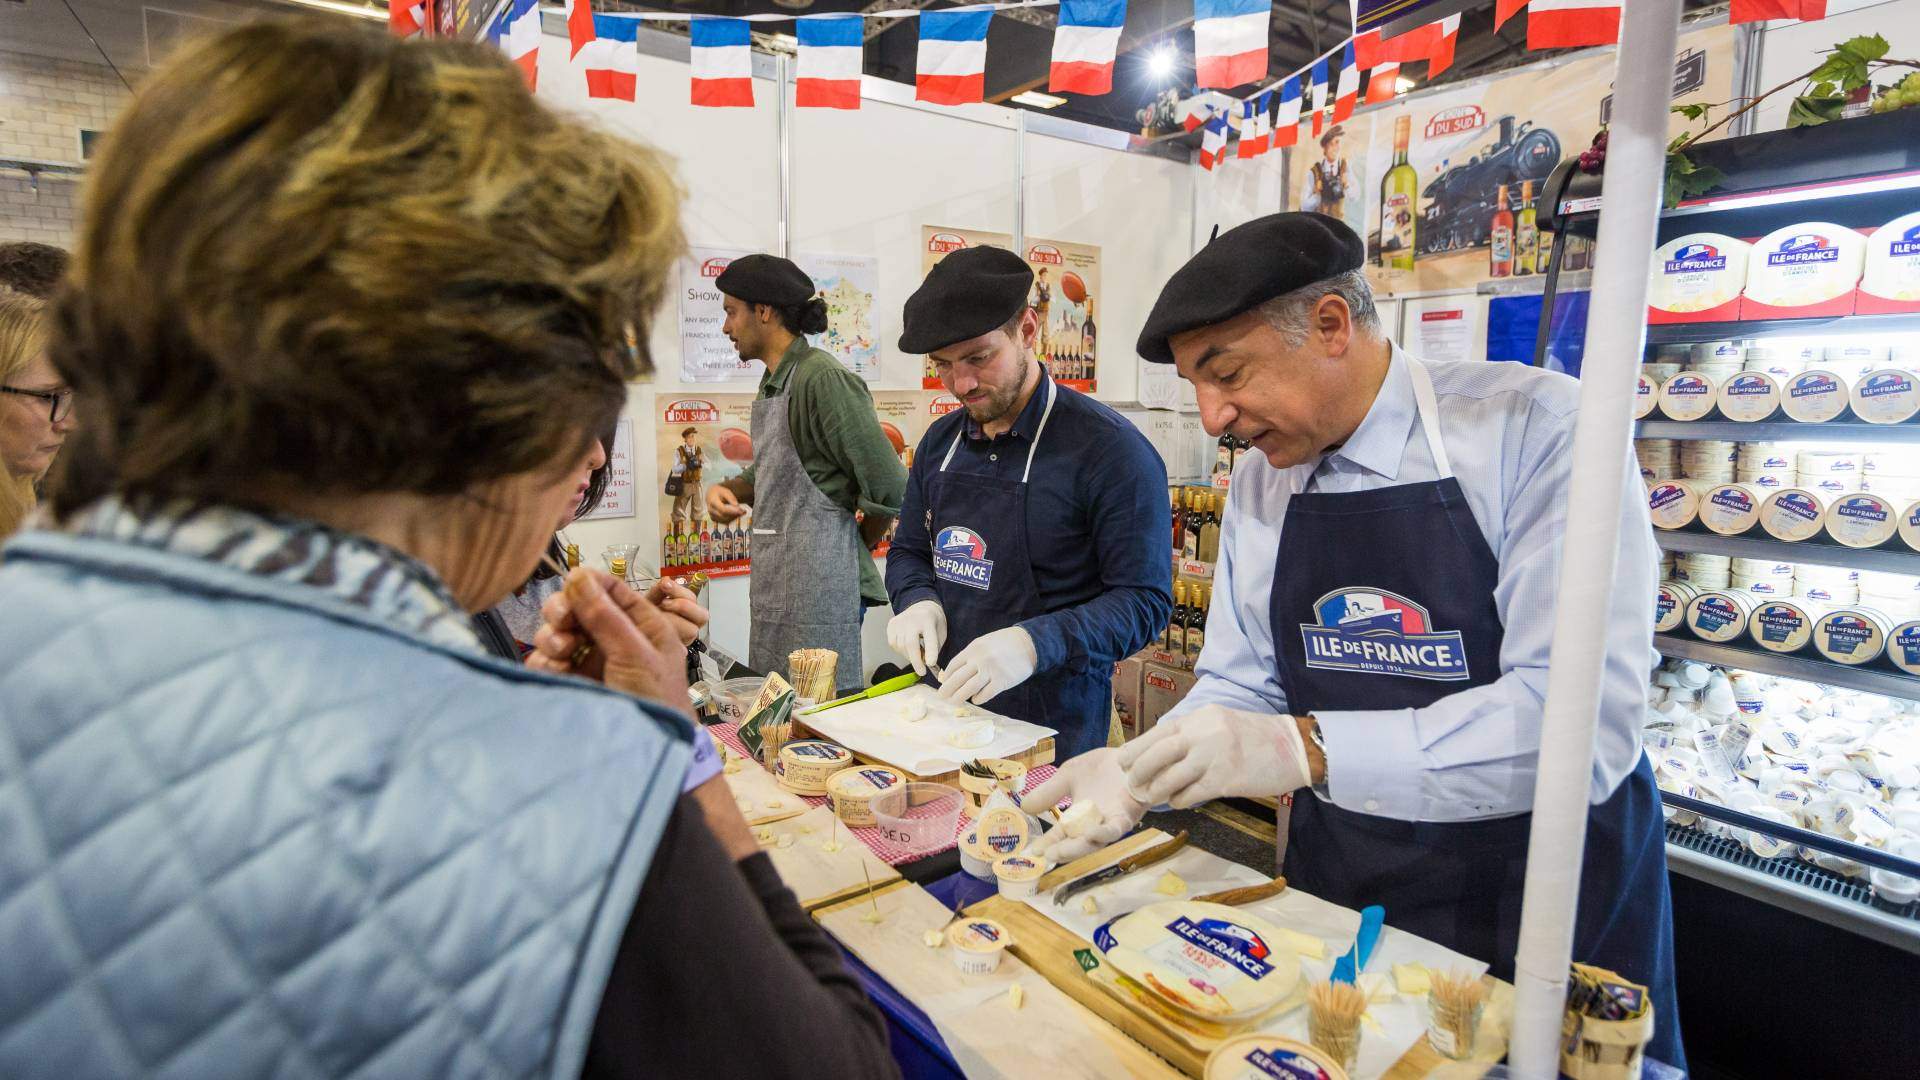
535, 29, 1193, 679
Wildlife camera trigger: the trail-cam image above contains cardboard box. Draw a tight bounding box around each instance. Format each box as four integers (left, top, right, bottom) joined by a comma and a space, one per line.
1140, 662, 1197, 735
1113, 655, 1147, 742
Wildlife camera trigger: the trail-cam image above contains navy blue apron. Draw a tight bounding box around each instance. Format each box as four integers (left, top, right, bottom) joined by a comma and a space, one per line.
924, 378, 1111, 761
1271, 359, 1684, 1069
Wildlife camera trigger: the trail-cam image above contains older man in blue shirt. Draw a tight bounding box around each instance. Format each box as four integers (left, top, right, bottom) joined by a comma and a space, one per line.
885, 246, 1170, 761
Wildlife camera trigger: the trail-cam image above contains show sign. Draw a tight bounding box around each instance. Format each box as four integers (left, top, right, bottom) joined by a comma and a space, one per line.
678, 247, 761, 383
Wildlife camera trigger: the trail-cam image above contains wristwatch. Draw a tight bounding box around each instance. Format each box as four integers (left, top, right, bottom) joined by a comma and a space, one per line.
1304, 714, 1329, 790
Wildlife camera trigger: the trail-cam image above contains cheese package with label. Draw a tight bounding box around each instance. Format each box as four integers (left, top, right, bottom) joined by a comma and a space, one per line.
1780, 369, 1851, 423
1814, 607, 1891, 664
1825, 493, 1899, 549
1657, 372, 1719, 421
1850, 369, 1920, 424
1203, 1035, 1350, 1080
1093, 901, 1303, 1021
1861, 209, 1920, 310
1698, 483, 1762, 536
1744, 222, 1866, 315
1716, 371, 1781, 422
1749, 600, 1816, 654
1649, 233, 1749, 320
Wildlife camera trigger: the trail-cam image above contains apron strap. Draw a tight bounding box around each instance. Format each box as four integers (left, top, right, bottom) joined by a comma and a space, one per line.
939, 376, 1058, 477
1406, 358, 1454, 480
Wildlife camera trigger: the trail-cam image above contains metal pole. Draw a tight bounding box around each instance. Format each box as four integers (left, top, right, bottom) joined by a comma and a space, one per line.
1014, 109, 1028, 256
1507, 0, 1682, 1073
778, 52, 793, 258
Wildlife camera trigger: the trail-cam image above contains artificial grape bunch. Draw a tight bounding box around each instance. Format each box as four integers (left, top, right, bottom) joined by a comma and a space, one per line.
1870, 72, 1920, 114
1577, 130, 1608, 174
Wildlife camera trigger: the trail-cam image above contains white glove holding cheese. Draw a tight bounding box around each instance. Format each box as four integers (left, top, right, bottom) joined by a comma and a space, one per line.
1023, 748, 1148, 864
886, 599, 947, 676
937, 625, 1037, 705
1117, 705, 1313, 809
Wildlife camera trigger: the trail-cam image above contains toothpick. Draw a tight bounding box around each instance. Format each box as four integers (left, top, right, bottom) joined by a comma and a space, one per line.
858, 860, 884, 924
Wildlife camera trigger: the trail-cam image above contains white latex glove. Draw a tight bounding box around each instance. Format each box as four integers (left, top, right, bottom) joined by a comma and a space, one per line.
1116, 705, 1313, 810
885, 600, 946, 676
1024, 748, 1148, 864
936, 625, 1037, 705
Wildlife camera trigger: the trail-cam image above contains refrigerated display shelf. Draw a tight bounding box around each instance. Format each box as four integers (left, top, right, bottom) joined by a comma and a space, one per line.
1653, 531, 1920, 575
1644, 311, 1920, 345
1652, 634, 1920, 700
1665, 825, 1920, 954
1635, 419, 1920, 443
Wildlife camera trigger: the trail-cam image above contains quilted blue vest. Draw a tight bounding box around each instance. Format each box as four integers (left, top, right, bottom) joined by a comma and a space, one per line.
0, 529, 693, 1079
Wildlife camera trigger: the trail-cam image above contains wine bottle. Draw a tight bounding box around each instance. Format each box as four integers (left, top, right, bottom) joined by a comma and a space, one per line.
1215, 433, 1233, 477
1199, 494, 1222, 565
1181, 492, 1201, 562
1167, 583, 1187, 652
1489, 183, 1514, 279
1170, 488, 1185, 556
1184, 585, 1208, 664
1378, 115, 1417, 273
1515, 180, 1538, 276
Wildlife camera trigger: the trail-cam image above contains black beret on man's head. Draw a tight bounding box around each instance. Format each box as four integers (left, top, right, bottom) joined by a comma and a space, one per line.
898, 245, 1034, 355
714, 254, 816, 308
1136, 212, 1365, 365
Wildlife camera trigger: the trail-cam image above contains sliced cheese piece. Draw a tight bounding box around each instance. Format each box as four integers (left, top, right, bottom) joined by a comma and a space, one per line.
1155, 871, 1186, 896
1394, 962, 1432, 995
923, 929, 945, 948
1080, 895, 1100, 915
1007, 984, 1024, 1010
1273, 927, 1325, 960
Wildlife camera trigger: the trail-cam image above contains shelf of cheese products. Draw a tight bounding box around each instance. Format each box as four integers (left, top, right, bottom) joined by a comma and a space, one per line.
1653, 530, 1920, 576
1652, 633, 1920, 702
1664, 827, 1920, 955
1635, 419, 1920, 443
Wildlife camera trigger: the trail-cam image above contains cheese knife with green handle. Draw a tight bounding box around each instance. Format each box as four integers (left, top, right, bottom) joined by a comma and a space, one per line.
798, 671, 921, 715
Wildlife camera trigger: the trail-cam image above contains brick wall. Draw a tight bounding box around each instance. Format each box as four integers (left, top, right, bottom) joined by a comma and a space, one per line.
0, 48, 130, 246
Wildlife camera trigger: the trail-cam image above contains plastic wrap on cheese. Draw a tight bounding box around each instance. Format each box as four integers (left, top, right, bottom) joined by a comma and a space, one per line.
1094, 901, 1302, 1020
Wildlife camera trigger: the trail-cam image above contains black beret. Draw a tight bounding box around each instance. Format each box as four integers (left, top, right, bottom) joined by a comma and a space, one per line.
899, 245, 1034, 355
1136, 212, 1365, 365
714, 254, 816, 308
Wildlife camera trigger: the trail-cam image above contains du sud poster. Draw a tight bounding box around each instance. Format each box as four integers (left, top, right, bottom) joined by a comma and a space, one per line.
919, 226, 1102, 393
1292, 23, 1735, 296
867, 390, 965, 556
654, 394, 758, 577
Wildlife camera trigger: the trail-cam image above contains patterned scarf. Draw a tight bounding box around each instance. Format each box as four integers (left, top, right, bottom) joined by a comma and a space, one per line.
66, 496, 481, 653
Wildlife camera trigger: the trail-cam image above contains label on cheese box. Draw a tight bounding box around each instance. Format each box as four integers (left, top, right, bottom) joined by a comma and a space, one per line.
1862, 209, 1920, 303
1850, 369, 1920, 424
1650, 233, 1749, 315
1825, 493, 1898, 548
1745, 223, 1866, 308
1781, 370, 1850, 423
1658, 372, 1718, 420
1760, 488, 1826, 541
1750, 600, 1815, 653
1096, 901, 1302, 1021
1699, 483, 1761, 535
1717, 372, 1780, 422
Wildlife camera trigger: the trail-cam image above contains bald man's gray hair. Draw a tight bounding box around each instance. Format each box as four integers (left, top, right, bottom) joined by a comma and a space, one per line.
1255, 269, 1381, 346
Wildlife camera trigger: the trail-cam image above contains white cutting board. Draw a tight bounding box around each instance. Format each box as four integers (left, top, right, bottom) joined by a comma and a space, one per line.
798, 684, 1056, 775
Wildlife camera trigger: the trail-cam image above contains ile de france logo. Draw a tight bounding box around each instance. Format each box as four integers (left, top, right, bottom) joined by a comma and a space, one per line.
933, 526, 994, 591
1299, 588, 1470, 681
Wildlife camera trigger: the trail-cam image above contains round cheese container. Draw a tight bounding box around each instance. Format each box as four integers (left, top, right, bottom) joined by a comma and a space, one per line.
1863, 209, 1920, 303
1096, 901, 1303, 1022
1745, 223, 1867, 308
1698, 483, 1762, 536
826, 764, 905, 827
1716, 371, 1781, 422
1634, 372, 1660, 419
1647, 479, 1701, 530
1657, 372, 1719, 421
1759, 488, 1828, 542
1692, 341, 1745, 366
1749, 599, 1817, 654
1655, 580, 1700, 633
991, 854, 1050, 899
1813, 606, 1891, 665
1850, 368, 1920, 424
1890, 621, 1920, 676
1204, 1035, 1351, 1080
947, 917, 1013, 974
958, 758, 1030, 812
1687, 590, 1758, 643
775, 740, 853, 795
1898, 500, 1920, 553
1824, 492, 1899, 549
1780, 369, 1851, 423
962, 806, 1032, 863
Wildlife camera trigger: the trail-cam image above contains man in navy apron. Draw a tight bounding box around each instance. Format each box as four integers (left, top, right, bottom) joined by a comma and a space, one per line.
1027, 214, 1682, 1068
884, 245, 1171, 761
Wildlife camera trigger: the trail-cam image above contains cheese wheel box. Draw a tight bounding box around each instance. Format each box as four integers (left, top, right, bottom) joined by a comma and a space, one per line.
1648, 232, 1749, 323
1092, 901, 1303, 1022
1859, 209, 1920, 315
1741, 222, 1865, 319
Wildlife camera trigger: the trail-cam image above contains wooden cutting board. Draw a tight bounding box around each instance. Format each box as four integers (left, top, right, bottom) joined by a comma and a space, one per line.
760, 805, 902, 912
718, 746, 809, 826
815, 881, 1183, 1079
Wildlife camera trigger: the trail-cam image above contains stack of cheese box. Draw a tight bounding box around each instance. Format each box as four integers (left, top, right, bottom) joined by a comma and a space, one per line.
1642, 657, 1920, 910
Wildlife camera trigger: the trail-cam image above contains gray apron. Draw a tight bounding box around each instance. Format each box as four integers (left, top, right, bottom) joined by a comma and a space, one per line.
747, 377, 867, 694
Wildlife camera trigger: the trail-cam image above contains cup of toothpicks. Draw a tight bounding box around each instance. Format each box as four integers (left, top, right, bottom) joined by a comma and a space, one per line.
1306, 979, 1365, 1072
1425, 968, 1488, 1061
788, 649, 839, 702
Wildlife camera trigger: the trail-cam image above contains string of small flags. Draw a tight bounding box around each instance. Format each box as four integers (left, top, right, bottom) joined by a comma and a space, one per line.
431, 0, 1830, 116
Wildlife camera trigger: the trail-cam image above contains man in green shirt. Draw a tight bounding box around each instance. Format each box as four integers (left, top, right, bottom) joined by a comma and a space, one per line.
707, 254, 905, 693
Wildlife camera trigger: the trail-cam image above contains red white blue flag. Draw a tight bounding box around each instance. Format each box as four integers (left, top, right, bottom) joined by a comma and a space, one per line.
1308, 54, 1329, 137
1199, 109, 1230, 170
564, 0, 595, 58
1365, 62, 1400, 104
1526, 0, 1621, 48
917, 10, 992, 105
489, 0, 542, 90
797, 16, 863, 109
1333, 41, 1359, 122
388, 0, 425, 38
582, 15, 637, 101
691, 17, 755, 107
1272, 75, 1302, 148
1051, 0, 1127, 95
1193, 0, 1269, 89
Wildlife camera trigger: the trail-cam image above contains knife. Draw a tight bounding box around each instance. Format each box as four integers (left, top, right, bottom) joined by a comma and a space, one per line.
1051, 830, 1190, 906
1331, 904, 1384, 984
799, 672, 920, 715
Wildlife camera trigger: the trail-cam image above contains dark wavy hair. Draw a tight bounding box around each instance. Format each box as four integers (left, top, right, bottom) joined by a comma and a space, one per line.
774, 296, 829, 337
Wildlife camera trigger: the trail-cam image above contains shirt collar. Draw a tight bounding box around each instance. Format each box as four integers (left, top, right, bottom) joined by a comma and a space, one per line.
965, 369, 1055, 442
758, 337, 811, 396
1324, 342, 1416, 482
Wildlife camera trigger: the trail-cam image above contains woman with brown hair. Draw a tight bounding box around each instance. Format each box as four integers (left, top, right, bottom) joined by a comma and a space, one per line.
0, 292, 70, 537
0, 20, 894, 1080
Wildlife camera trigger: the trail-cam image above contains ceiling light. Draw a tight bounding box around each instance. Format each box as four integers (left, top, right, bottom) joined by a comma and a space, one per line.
1012, 90, 1068, 109
277, 0, 385, 20
771, 32, 799, 50
1148, 48, 1175, 80
1396, 76, 1416, 93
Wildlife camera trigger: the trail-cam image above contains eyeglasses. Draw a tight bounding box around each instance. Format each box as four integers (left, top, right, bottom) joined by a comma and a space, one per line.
1, 386, 74, 423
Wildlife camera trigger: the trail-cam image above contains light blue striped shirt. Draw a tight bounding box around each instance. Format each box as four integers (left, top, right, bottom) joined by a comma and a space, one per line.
1169, 346, 1656, 821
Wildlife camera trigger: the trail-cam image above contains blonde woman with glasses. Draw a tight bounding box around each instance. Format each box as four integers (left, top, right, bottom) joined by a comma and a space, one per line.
0, 291, 71, 537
